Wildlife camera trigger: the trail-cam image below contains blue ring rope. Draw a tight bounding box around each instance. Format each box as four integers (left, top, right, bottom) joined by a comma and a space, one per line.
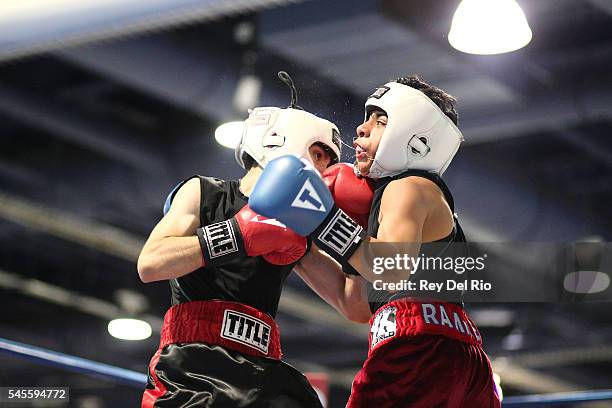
504, 390, 612, 406
0, 337, 147, 388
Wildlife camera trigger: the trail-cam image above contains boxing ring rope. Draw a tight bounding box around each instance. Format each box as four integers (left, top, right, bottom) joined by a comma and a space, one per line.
0, 337, 147, 388
503, 391, 612, 406
1, 336, 611, 406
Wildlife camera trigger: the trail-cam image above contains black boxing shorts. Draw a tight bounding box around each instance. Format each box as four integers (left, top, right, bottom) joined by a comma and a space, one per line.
142, 300, 322, 408
347, 300, 501, 408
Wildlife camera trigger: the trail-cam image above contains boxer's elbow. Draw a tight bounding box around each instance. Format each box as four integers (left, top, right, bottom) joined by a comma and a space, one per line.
338, 277, 371, 323
137, 252, 162, 283
339, 301, 371, 324
137, 260, 154, 283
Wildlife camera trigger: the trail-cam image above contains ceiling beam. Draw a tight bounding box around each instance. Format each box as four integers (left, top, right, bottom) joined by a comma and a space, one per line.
60, 37, 241, 120
0, 268, 163, 331
584, 0, 612, 15
0, 82, 165, 171
0, 0, 308, 63
0, 191, 144, 261
506, 345, 612, 370
461, 83, 612, 145
59, 35, 360, 155
556, 129, 612, 168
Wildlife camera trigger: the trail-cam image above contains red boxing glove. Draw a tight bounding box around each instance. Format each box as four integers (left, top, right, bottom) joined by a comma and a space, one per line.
235, 205, 307, 265
322, 163, 374, 228
197, 205, 307, 266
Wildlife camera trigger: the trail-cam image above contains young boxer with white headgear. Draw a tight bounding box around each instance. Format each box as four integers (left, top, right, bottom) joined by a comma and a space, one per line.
138, 73, 344, 408
251, 75, 501, 407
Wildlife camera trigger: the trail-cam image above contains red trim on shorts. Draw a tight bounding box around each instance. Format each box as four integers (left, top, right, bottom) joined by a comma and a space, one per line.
159, 300, 282, 360
141, 349, 166, 408
368, 299, 482, 355
346, 300, 496, 408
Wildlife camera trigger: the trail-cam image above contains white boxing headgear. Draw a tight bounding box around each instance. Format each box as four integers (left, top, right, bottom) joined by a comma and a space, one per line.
235, 107, 341, 169
359, 82, 463, 179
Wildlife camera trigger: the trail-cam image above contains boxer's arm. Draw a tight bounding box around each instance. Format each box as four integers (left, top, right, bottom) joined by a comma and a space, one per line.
294, 245, 371, 323
347, 179, 428, 283
377, 179, 427, 242
137, 178, 204, 283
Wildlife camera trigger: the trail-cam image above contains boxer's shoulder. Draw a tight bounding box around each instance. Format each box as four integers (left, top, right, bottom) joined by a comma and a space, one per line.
166, 177, 201, 216
381, 177, 453, 240
384, 177, 445, 206
381, 178, 428, 209
173, 175, 231, 203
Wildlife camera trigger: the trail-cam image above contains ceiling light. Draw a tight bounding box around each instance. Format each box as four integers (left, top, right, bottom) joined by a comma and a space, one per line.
215, 121, 244, 149
563, 271, 609, 294
107, 318, 152, 341
448, 0, 532, 55
233, 74, 262, 113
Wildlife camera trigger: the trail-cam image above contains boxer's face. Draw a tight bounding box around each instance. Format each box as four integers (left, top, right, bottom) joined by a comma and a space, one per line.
308, 144, 332, 174
354, 109, 387, 175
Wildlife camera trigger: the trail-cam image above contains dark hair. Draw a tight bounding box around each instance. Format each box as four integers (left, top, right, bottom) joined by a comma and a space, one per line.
242, 153, 257, 170
395, 75, 458, 125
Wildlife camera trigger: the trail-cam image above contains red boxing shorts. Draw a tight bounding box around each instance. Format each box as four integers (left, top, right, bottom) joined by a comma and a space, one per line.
347, 300, 501, 408
142, 300, 322, 408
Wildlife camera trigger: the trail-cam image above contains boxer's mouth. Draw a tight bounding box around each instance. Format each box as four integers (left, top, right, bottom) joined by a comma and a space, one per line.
354, 144, 370, 162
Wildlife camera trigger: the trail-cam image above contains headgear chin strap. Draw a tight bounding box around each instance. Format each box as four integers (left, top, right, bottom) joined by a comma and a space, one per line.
235, 107, 341, 169
357, 82, 463, 179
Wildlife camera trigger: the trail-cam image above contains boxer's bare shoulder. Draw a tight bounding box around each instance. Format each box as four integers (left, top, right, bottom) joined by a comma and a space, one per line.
379, 177, 453, 242
166, 178, 201, 218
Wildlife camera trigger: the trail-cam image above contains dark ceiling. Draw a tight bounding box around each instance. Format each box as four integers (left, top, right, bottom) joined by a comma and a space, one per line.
1, 0, 611, 407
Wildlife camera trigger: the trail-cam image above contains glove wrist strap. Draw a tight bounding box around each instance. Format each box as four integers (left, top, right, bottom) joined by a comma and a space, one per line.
197, 218, 246, 267
311, 205, 365, 274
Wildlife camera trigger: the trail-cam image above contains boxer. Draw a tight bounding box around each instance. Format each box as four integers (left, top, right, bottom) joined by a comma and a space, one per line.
252, 75, 501, 407
138, 103, 342, 407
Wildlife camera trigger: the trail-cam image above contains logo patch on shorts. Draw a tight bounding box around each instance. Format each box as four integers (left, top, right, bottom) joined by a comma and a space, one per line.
203, 220, 239, 258
370, 306, 396, 349
220, 310, 271, 354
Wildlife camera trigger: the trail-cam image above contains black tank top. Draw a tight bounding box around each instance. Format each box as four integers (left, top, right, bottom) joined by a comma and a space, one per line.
168, 176, 294, 317
367, 170, 467, 313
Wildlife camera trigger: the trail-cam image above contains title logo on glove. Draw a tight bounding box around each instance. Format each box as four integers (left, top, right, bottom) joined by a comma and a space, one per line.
291, 180, 326, 212
317, 209, 363, 256
203, 220, 239, 259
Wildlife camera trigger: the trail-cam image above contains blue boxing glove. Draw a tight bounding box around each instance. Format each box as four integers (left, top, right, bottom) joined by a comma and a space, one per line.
250, 155, 365, 269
